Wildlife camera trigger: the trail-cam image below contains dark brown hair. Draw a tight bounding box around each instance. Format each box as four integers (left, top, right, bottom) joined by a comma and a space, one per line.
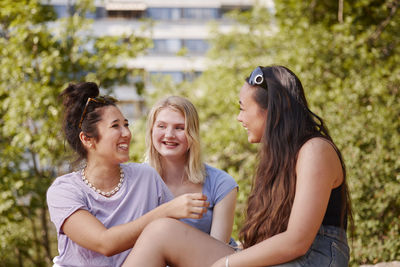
239, 66, 352, 248
59, 82, 116, 164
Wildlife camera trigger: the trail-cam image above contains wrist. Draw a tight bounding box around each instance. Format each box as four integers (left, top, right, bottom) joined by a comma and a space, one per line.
158, 202, 171, 218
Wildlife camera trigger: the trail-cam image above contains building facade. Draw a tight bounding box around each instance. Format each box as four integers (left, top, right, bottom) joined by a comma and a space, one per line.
47, 0, 271, 119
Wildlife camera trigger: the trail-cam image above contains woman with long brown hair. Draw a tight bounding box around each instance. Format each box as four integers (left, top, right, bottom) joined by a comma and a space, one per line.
122, 65, 352, 267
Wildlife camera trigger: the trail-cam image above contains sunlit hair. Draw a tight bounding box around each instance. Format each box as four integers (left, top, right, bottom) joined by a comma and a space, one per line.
239, 65, 352, 248
146, 96, 205, 184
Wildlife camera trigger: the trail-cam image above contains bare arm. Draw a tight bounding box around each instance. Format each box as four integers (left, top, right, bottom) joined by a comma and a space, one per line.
63, 192, 208, 256
212, 138, 343, 266
210, 188, 237, 243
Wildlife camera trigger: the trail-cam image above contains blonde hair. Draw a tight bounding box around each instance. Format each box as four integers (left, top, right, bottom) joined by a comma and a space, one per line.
146, 96, 205, 184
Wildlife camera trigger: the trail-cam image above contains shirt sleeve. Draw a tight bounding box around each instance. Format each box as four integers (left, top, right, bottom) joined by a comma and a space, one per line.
141, 163, 174, 205
156, 171, 174, 204
207, 165, 238, 205
46, 177, 88, 235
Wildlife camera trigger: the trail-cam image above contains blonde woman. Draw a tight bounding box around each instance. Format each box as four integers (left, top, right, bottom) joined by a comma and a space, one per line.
146, 96, 238, 244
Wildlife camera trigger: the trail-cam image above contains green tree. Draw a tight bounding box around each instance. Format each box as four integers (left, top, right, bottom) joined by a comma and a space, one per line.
0, 0, 150, 265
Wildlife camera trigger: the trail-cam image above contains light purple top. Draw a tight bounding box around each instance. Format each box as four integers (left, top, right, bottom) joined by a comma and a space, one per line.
47, 163, 173, 267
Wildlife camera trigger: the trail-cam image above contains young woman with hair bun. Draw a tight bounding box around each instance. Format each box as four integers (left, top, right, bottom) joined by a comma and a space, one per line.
47, 82, 209, 267
122, 65, 352, 267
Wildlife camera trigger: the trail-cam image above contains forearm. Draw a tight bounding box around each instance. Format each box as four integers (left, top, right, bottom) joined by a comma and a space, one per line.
65, 193, 207, 256
209, 214, 234, 244
225, 232, 310, 267
99, 203, 170, 255
210, 189, 237, 243
210, 223, 233, 244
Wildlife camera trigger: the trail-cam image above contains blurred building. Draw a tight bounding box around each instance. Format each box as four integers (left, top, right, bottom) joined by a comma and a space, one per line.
46, 0, 272, 120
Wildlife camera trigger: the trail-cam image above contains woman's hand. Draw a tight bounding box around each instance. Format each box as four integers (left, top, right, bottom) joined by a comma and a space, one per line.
165, 193, 209, 219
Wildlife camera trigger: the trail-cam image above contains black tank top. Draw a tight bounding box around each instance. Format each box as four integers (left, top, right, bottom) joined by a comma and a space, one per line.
322, 183, 347, 228
321, 139, 347, 229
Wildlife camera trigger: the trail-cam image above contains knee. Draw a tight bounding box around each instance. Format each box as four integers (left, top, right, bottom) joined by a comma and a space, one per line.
142, 218, 182, 241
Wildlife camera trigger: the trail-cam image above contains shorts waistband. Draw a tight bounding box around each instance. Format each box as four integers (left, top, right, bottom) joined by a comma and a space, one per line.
318, 225, 347, 243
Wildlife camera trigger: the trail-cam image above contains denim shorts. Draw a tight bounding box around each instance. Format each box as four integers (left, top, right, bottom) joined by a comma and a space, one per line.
270, 225, 349, 267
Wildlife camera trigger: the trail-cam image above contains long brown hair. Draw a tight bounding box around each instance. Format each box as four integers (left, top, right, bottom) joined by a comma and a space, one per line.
239, 66, 352, 248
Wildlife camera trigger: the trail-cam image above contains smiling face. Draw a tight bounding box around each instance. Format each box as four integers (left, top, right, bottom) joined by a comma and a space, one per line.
237, 83, 268, 143
90, 105, 131, 164
151, 107, 189, 162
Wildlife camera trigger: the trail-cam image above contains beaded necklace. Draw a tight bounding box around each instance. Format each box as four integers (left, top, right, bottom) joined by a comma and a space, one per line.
81, 165, 124, 197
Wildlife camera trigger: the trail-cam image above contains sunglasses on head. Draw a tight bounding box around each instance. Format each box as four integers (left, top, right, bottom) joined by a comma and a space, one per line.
248, 66, 268, 90
78, 96, 117, 129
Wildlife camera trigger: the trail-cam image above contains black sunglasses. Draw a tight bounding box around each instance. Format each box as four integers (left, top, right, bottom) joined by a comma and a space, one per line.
248, 66, 268, 89
79, 96, 117, 129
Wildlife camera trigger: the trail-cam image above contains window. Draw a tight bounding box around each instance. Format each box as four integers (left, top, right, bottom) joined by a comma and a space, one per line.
183, 8, 219, 19
147, 8, 181, 20
151, 39, 182, 54
147, 8, 220, 20
107, 10, 144, 19
150, 39, 209, 54
183, 39, 209, 53
52, 5, 72, 18
52, 5, 106, 19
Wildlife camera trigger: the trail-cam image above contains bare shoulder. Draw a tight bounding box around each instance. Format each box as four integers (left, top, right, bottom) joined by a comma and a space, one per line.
297, 137, 343, 187
298, 137, 338, 159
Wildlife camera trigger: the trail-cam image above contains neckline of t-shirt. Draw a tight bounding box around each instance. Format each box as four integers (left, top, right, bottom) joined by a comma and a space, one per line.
77, 164, 127, 199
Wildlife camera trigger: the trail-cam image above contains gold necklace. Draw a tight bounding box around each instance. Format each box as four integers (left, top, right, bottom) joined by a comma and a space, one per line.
81, 165, 124, 197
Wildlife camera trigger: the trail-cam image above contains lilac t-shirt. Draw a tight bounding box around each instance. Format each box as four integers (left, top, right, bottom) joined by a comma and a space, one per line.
47, 163, 173, 267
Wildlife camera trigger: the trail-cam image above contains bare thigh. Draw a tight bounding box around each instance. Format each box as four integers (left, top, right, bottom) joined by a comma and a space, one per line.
124, 218, 235, 267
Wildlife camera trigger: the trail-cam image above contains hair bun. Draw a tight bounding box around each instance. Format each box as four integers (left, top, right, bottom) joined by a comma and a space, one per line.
59, 82, 100, 133
61, 82, 99, 108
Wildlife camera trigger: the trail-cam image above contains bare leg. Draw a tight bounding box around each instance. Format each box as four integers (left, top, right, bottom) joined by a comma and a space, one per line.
122, 218, 235, 267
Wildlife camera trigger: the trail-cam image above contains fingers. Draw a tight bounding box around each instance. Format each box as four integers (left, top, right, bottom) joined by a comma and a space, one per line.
168, 193, 210, 219
188, 212, 205, 219
187, 208, 208, 219
192, 199, 209, 208
186, 204, 208, 219
178, 193, 209, 208
187, 193, 207, 201
185, 193, 209, 207
191, 206, 208, 215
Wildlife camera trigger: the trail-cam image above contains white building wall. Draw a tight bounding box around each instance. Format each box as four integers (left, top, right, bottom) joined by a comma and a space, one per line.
45, 0, 273, 119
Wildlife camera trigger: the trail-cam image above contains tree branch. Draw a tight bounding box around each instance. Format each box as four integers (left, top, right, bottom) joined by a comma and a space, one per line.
338, 0, 344, 23
40, 206, 53, 263
368, 0, 399, 43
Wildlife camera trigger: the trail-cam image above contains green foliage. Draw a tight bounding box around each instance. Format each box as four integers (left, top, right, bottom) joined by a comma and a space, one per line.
0, 0, 150, 265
